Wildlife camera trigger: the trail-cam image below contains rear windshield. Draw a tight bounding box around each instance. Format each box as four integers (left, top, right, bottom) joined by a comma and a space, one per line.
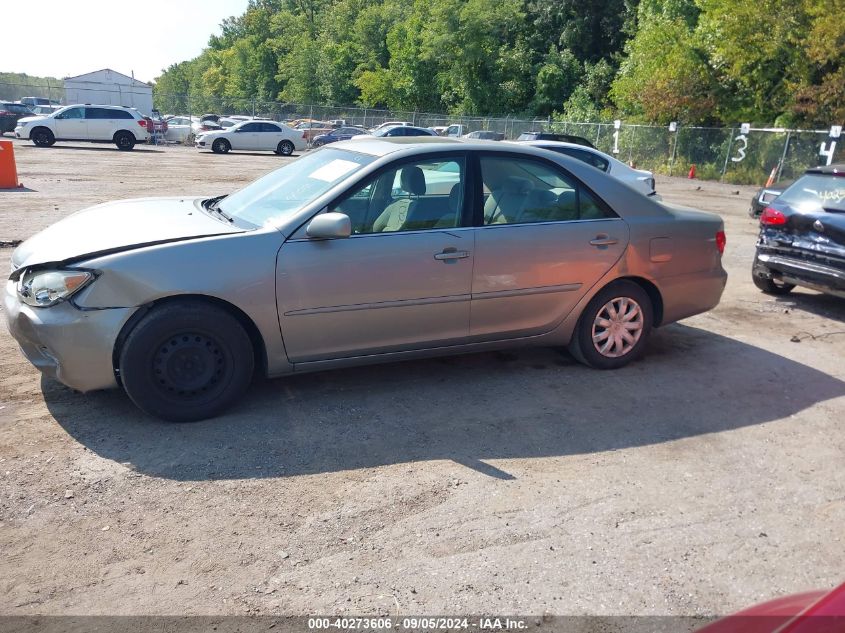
779, 174, 845, 213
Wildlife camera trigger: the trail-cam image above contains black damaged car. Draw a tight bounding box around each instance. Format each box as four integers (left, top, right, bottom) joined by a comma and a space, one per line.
752, 164, 845, 297
749, 179, 793, 218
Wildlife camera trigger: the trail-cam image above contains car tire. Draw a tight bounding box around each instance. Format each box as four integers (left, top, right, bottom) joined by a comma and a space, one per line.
568, 280, 653, 370
277, 140, 295, 156
212, 138, 230, 154
114, 131, 136, 151
31, 127, 55, 147
118, 301, 255, 422
752, 257, 795, 295
311, 139, 324, 148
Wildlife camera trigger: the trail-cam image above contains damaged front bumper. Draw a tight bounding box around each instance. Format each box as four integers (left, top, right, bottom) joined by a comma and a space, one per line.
3, 279, 135, 392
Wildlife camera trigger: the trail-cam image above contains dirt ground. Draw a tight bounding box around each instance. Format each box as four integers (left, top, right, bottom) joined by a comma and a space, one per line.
1, 140, 843, 619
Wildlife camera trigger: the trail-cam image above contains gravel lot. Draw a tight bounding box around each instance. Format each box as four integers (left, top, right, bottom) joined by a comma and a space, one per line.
1, 140, 843, 619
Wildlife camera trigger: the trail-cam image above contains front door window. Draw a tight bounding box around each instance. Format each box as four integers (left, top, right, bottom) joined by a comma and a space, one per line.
331, 157, 466, 234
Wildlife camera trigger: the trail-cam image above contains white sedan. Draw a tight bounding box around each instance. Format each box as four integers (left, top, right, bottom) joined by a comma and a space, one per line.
515, 140, 660, 198
196, 120, 307, 155
163, 116, 194, 143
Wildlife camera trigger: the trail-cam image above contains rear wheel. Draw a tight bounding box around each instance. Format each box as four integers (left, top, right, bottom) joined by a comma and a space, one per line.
752, 257, 795, 295
569, 280, 653, 369
119, 301, 254, 422
277, 140, 295, 156
31, 127, 55, 147
114, 131, 135, 151
212, 138, 230, 154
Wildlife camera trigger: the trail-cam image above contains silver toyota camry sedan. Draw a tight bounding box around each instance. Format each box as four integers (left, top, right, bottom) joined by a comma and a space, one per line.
5, 138, 727, 421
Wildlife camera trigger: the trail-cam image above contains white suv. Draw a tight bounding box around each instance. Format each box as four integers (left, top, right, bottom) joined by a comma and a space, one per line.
15, 104, 151, 150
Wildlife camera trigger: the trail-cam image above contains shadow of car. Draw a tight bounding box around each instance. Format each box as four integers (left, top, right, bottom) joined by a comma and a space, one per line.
41, 324, 845, 481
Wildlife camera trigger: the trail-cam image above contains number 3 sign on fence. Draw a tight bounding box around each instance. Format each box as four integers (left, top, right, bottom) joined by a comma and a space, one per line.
820, 125, 841, 166
731, 123, 751, 163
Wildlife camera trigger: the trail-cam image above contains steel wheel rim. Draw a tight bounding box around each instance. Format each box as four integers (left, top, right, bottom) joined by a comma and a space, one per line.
152, 332, 228, 399
591, 296, 644, 358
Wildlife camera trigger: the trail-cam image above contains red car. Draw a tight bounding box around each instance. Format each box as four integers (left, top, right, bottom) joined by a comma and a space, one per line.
698, 581, 845, 633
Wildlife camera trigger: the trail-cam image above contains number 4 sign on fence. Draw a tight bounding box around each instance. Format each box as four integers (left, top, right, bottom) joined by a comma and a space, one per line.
820, 125, 841, 166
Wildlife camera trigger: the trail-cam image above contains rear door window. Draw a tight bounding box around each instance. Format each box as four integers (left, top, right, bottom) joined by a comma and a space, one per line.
479, 155, 616, 225
547, 147, 609, 171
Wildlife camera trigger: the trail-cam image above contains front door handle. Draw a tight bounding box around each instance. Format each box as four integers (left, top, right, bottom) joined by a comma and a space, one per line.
434, 248, 470, 261
589, 234, 619, 247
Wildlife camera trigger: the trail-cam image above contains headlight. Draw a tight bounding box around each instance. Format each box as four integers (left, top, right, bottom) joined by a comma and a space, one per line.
18, 269, 95, 307
17, 121, 28, 128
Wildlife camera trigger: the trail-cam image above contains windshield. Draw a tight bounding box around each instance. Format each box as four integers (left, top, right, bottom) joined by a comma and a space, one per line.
219, 148, 375, 226
779, 174, 845, 213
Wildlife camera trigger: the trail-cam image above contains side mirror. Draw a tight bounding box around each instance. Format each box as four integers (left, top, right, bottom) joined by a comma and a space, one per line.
306, 212, 352, 239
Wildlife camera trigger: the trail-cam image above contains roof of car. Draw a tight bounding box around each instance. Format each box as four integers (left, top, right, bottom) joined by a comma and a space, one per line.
806, 164, 845, 175
335, 136, 604, 157
515, 139, 601, 152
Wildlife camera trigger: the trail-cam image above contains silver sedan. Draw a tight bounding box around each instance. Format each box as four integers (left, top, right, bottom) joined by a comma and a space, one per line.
4, 138, 727, 421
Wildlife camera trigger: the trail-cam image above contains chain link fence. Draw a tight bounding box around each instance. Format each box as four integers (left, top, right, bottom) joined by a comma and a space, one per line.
1, 81, 841, 185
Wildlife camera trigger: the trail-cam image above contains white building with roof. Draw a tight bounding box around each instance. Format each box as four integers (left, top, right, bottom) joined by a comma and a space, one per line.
63, 69, 153, 115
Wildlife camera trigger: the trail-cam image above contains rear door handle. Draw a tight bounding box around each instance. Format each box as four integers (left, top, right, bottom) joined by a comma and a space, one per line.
589, 234, 619, 247
434, 248, 470, 261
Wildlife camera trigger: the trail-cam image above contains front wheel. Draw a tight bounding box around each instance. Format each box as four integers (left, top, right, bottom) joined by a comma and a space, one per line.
277, 140, 295, 156
31, 127, 55, 147
569, 280, 653, 369
119, 301, 255, 422
114, 131, 135, 151
212, 138, 231, 154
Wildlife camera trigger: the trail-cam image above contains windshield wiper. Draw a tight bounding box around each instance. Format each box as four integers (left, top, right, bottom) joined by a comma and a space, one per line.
203, 195, 234, 223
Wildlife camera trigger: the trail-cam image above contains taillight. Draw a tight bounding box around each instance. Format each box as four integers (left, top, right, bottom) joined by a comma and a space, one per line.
138, 119, 148, 128
760, 206, 787, 226
301, 132, 307, 139
715, 230, 726, 254
0, 110, 11, 116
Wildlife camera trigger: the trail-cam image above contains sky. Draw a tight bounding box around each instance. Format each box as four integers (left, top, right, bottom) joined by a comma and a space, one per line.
0, 0, 249, 83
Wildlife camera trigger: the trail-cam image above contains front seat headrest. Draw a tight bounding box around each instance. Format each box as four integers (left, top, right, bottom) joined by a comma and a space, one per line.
400, 166, 426, 196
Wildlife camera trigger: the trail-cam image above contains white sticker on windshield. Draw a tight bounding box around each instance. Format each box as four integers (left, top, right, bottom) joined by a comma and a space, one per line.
309, 159, 361, 183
